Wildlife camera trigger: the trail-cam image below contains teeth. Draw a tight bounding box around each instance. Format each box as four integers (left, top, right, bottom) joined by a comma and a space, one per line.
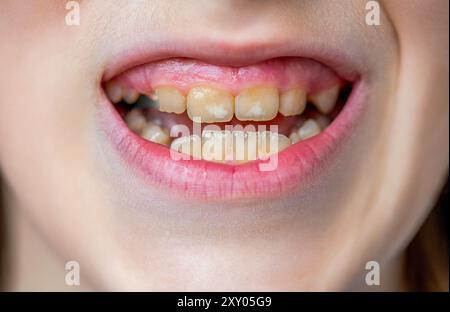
123, 88, 140, 104
289, 131, 301, 144
187, 86, 234, 123
154, 86, 186, 114
170, 135, 202, 159
309, 85, 340, 114
298, 119, 321, 140
171, 130, 290, 163
140, 122, 170, 146
124, 109, 147, 133
314, 115, 330, 130
235, 87, 279, 121
257, 131, 291, 158
279, 88, 306, 116
202, 131, 234, 162
105, 81, 123, 103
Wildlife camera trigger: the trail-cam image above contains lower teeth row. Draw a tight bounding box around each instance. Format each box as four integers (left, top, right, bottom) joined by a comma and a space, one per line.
125, 109, 328, 163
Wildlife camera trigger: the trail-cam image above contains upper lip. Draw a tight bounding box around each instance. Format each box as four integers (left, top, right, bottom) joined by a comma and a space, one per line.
102, 36, 362, 83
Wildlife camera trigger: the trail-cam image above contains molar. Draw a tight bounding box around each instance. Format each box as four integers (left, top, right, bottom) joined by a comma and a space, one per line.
105, 81, 123, 103
125, 109, 147, 134
123, 88, 140, 104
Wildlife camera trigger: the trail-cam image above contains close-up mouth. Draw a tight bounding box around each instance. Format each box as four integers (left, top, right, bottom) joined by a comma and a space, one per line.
99, 52, 365, 200
0, 0, 448, 295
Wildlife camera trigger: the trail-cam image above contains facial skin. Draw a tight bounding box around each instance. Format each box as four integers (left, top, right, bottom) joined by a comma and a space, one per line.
0, 1, 448, 291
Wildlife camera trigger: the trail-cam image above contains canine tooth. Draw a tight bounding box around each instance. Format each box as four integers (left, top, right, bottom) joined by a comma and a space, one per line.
298, 119, 321, 140
289, 131, 301, 144
170, 135, 202, 159
187, 86, 234, 123
257, 132, 291, 158
235, 87, 279, 121
123, 89, 140, 104
105, 81, 123, 103
279, 88, 306, 116
125, 109, 147, 133
154, 86, 186, 114
309, 85, 340, 114
141, 123, 170, 146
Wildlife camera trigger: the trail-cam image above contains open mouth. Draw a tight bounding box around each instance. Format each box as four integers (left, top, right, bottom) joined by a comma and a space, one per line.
99, 54, 363, 199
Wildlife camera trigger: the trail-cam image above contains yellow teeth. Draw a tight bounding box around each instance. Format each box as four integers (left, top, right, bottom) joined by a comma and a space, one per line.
298, 119, 321, 140
235, 87, 279, 121
123, 89, 140, 104
289, 131, 302, 144
289, 118, 323, 144
309, 85, 340, 114
279, 88, 307, 117
109, 82, 342, 122
170, 135, 202, 159
154, 86, 186, 114
140, 122, 171, 146
124, 109, 147, 133
187, 86, 234, 123
170, 131, 290, 163
105, 81, 123, 104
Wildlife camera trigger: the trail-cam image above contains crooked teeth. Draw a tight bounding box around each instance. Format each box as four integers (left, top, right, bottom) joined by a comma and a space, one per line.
279, 88, 307, 117
154, 86, 186, 114
170, 131, 290, 163
235, 87, 279, 121
141, 122, 171, 146
187, 86, 234, 123
309, 85, 340, 114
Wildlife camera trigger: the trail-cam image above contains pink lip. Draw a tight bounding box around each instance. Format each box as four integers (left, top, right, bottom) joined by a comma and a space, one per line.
98, 45, 367, 200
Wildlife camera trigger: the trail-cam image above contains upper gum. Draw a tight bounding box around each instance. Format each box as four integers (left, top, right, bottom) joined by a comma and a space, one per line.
111, 57, 342, 96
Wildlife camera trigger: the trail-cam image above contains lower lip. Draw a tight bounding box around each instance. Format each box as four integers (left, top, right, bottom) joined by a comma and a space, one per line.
98, 80, 367, 200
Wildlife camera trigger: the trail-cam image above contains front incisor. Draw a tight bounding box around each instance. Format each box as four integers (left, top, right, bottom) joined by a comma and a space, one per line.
235, 86, 279, 121
187, 86, 234, 123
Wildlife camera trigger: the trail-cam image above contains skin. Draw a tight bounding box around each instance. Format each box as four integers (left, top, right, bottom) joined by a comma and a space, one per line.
0, 0, 448, 291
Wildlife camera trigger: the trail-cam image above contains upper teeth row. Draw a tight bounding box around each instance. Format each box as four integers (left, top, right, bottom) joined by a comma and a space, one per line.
105, 82, 340, 123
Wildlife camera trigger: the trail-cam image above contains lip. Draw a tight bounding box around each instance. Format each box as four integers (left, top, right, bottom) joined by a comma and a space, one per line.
97, 41, 367, 201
